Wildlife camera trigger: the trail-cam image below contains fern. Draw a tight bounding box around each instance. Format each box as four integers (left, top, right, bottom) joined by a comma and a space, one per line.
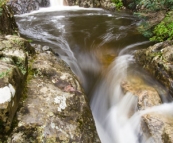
150, 12, 173, 41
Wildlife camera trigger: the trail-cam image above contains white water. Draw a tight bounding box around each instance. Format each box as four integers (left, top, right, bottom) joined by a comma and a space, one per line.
50, 0, 64, 7
91, 54, 141, 143
91, 51, 173, 143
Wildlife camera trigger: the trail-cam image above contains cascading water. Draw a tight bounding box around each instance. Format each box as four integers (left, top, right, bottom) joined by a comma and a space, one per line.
15, 5, 173, 143
50, 0, 64, 7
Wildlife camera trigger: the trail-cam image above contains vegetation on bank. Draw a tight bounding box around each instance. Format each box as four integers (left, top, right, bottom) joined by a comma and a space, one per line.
0, 0, 6, 7
0, 0, 7, 15
127, 0, 173, 42
112, 0, 123, 9
130, 0, 173, 11
150, 12, 173, 41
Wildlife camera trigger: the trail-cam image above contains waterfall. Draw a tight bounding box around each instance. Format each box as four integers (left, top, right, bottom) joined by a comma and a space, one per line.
50, 0, 64, 7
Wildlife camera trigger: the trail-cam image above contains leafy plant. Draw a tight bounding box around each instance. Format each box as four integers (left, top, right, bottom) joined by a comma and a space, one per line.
112, 0, 123, 9
150, 12, 173, 41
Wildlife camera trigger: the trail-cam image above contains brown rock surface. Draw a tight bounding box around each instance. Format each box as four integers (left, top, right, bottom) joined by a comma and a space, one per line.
121, 76, 173, 143
135, 41, 173, 96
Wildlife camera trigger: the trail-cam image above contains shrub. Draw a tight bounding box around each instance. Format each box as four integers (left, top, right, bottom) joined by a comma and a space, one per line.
112, 0, 123, 9
150, 12, 173, 41
131, 0, 173, 12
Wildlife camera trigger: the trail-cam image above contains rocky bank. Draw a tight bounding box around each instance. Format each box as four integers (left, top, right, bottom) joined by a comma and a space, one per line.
121, 76, 173, 143
135, 41, 173, 96
7, 41, 100, 143
0, 2, 100, 143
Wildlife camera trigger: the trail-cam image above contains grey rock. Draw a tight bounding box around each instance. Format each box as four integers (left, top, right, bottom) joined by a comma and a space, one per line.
0, 35, 34, 133
8, 0, 50, 14
7, 49, 100, 142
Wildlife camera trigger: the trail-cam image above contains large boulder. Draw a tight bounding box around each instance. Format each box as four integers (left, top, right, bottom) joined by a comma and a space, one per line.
134, 41, 173, 96
0, 35, 34, 134
7, 45, 100, 143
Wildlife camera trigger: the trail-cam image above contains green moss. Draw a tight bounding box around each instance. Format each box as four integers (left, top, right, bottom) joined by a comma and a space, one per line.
0, 69, 10, 78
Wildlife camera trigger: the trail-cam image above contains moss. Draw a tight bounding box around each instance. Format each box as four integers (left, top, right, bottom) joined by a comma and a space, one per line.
0, 69, 10, 78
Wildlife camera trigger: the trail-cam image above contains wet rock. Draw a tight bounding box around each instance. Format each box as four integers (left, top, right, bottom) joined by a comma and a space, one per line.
134, 41, 173, 96
141, 112, 173, 143
121, 76, 162, 110
121, 76, 173, 143
36, 0, 50, 7
7, 49, 100, 142
0, 35, 34, 133
8, 0, 50, 14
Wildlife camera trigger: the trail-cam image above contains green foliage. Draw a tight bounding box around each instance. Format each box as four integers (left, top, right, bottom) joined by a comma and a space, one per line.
28, 39, 33, 43
137, 20, 153, 38
0, 0, 6, 7
150, 12, 173, 41
112, 0, 123, 9
134, 0, 173, 11
0, 0, 7, 16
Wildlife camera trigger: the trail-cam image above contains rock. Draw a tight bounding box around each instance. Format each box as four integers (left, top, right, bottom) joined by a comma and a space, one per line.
0, 35, 34, 133
7, 49, 100, 142
141, 113, 173, 143
36, 0, 50, 7
0, 63, 23, 133
134, 41, 173, 142
0, 5, 18, 35
100, 0, 115, 11
8, 0, 50, 14
42, 45, 50, 51
134, 41, 173, 96
121, 76, 162, 110
66, 0, 101, 7
121, 76, 173, 143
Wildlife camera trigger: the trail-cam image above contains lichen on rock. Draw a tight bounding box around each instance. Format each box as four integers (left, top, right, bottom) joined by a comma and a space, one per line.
7, 45, 100, 143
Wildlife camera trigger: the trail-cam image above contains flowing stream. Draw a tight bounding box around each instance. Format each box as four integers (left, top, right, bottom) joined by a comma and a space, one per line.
15, 1, 173, 142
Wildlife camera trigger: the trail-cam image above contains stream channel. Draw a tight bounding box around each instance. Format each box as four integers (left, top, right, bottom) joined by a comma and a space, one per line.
14, 1, 173, 143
